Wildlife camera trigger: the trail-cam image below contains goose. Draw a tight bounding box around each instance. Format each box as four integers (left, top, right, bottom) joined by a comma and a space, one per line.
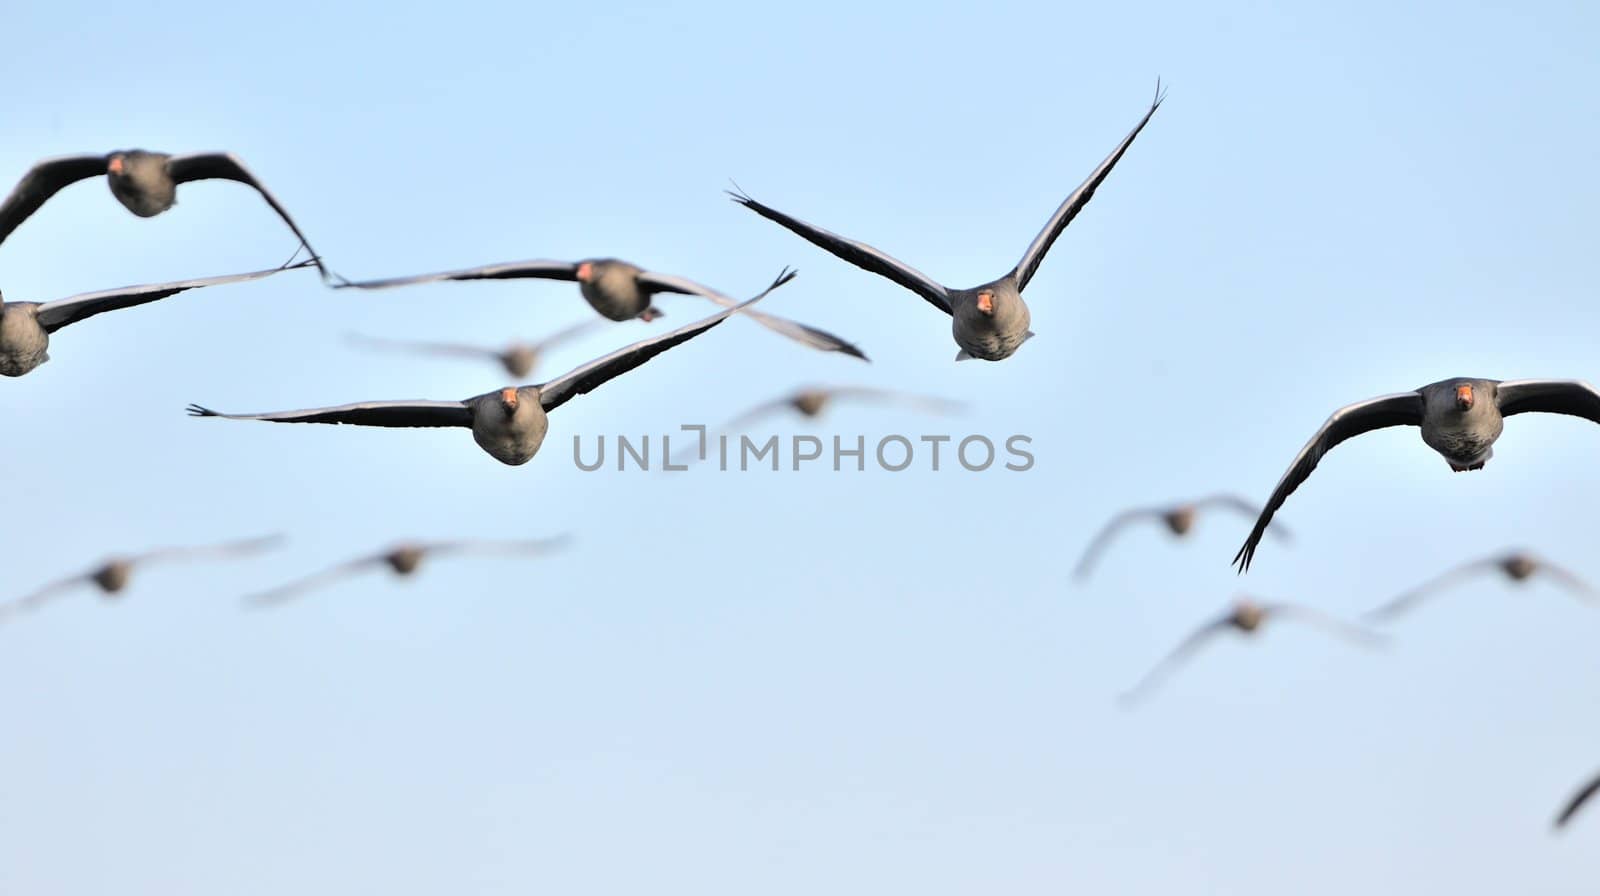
1363, 550, 1595, 622
345, 319, 602, 379
1236, 378, 1600, 571
246, 537, 570, 607
1074, 494, 1288, 581
1119, 597, 1382, 705
1, 535, 282, 623
729, 85, 1164, 361
0, 150, 337, 280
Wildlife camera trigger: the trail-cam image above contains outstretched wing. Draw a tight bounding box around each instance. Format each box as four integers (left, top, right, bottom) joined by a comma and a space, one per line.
531, 319, 604, 352
1234, 392, 1424, 572
165, 152, 336, 280
187, 400, 473, 429
35, 262, 311, 332
537, 270, 790, 413
0, 154, 107, 246
1532, 558, 1600, 605
1072, 507, 1162, 581
346, 333, 504, 362
131, 534, 286, 568
637, 269, 868, 361
335, 259, 581, 291
1363, 558, 1501, 622
245, 556, 384, 608
729, 187, 951, 315
1118, 616, 1233, 706
0, 572, 91, 623
1496, 380, 1600, 426
822, 386, 964, 415
1011, 82, 1166, 292
420, 536, 574, 558
1263, 603, 1386, 648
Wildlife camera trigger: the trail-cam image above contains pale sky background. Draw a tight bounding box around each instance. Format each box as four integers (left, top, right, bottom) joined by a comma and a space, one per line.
2, 1, 1599, 893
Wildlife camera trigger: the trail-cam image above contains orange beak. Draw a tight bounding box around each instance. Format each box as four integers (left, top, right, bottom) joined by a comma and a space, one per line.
1456, 384, 1474, 409
575, 261, 592, 282
976, 291, 994, 315
500, 387, 519, 408
107, 156, 124, 175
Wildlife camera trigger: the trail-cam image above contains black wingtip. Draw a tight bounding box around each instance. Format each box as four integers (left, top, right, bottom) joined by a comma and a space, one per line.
1152, 77, 1169, 110
770, 266, 798, 291
725, 179, 754, 205
1232, 542, 1253, 574
186, 403, 219, 417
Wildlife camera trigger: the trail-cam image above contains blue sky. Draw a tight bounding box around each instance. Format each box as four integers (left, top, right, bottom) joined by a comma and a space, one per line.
3, 0, 1598, 892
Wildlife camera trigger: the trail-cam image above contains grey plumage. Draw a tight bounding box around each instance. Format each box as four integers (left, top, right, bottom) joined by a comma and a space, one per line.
729, 84, 1164, 362
1235, 378, 1600, 571
0, 150, 337, 280
0, 262, 314, 377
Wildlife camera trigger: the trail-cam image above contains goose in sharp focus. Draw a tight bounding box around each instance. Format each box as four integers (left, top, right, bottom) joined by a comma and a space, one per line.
1363, 550, 1596, 622
1555, 770, 1600, 830
1234, 378, 1600, 571
1074, 494, 1289, 581
336, 257, 865, 360
1119, 597, 1382, 705
0, 261, 314, 377
189, 270, 792, 465
0, 151, 338, 280
673, 385, 963, 465
346, 319, 602, 379
728, 85, 1164, 362
246, 536, 570, 607
0, 535, 283, 623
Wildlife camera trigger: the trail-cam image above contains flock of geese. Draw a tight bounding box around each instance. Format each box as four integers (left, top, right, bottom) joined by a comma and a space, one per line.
5, 82, 1599, 833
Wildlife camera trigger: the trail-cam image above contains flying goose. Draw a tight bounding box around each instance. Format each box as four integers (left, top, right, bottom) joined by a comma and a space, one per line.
1074, 494, 1289, 581
346, 319, 602, 379
729, 85, 1164, 361
0, 150, 337, 280
189, 270, 791, 465
1363, 550, 1595, 622
246, 537, 570, 607
0, 261, 314, 377
1235, 378, 1600, 571
0, 535, 282, 623
1119, 597, 1382, 705
336, 257, 866, 360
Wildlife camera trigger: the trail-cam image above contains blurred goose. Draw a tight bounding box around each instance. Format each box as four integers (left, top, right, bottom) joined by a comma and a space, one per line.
1119, 597, 1382, 705
1363, 550, 1595, 622
1235, 378, 1600, 571
346, 319, 602, 379
1074, 494, 1289, 581
0, 535, 282, 623
0, 261, 313, 377
730, 85, 1163, 362
337, 257, 865, 360
1555, 770, 1600, 830
673, 385, 963, 465
189, 271, 790, 465
0, 150, 337, 280
246, 536, 570, 607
